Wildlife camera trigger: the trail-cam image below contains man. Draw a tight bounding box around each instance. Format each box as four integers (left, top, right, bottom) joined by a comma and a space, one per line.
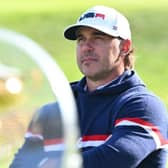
9, 102, 64, 168
10, 5, 168, 168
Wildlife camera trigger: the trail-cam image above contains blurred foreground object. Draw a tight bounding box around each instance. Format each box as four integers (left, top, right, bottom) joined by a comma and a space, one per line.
0, 28, 82, 168
10, 102, 64, 168
0, 63, 22, 95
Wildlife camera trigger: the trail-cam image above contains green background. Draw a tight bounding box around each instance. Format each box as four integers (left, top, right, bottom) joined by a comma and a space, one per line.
1, 0, 168, 105
0, 0, 168, 167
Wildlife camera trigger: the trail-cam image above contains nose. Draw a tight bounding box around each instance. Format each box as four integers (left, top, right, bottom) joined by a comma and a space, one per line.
81, 39, 94, 51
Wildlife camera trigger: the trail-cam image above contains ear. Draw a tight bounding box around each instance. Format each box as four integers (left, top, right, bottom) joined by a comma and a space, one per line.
120, 39, 131, 55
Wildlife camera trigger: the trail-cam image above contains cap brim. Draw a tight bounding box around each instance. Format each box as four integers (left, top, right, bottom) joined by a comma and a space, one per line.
64, 24, 82, 40
64, 23, 119, 40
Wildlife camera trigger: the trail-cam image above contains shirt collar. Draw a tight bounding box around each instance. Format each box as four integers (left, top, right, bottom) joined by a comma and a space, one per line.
84, 70, 133, 91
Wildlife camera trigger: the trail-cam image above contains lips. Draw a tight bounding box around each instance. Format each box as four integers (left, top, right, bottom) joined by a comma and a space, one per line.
81, 57, 97, 64
81, 54, 97, 63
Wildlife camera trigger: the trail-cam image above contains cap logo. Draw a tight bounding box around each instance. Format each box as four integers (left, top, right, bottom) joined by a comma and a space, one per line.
112, 26, 118, 30
79, 12, 105, 21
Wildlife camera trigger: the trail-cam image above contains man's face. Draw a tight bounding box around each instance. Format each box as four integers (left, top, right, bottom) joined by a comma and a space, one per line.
76, 27, 124, 81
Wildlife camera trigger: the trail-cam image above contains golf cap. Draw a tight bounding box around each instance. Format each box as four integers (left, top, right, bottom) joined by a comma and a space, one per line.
64, 5, 131, 40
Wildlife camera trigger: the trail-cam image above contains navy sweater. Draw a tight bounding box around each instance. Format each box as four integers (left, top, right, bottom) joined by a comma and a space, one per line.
71, 70, 168, 168
10, 70, 168, 168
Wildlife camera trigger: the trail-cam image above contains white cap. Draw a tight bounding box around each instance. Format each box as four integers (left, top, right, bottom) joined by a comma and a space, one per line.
64, 5, 131, 40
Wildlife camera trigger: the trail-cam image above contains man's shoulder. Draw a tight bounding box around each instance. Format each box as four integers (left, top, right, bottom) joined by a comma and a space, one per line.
30, 102, 61, 129
70, 81, 79, 86
70, 80, 80, 93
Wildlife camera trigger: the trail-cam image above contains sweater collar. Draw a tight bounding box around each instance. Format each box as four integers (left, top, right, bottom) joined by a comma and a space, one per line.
71, 70, 145, 95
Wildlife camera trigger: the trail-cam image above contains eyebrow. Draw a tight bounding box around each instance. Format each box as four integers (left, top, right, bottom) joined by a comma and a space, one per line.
76, 30, 123, 41
92, 31, 107, 36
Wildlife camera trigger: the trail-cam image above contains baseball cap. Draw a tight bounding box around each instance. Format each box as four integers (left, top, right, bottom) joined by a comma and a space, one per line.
64, 5, 131, 40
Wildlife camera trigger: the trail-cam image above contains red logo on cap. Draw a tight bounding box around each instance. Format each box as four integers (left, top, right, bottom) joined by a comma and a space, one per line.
79, 12, 105, 21
95, 13, 105, 20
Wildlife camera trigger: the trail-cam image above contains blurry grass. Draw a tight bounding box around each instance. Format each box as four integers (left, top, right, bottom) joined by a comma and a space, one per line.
0, 6, 167, 89
0, 0, 168, 167
0, 109, 34, 167
0, 41, 55, 110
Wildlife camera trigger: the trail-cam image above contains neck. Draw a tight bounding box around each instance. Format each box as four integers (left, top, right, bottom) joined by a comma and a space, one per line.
86, 72, 124, 91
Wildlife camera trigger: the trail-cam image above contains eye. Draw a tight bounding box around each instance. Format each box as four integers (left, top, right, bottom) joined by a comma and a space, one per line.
76, 35, 85, 44
93, 32, 107, 41
95, 35, 104, 39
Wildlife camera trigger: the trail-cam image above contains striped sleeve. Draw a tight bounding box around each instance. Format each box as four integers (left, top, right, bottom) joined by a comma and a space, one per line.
115, 117, 168, 149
